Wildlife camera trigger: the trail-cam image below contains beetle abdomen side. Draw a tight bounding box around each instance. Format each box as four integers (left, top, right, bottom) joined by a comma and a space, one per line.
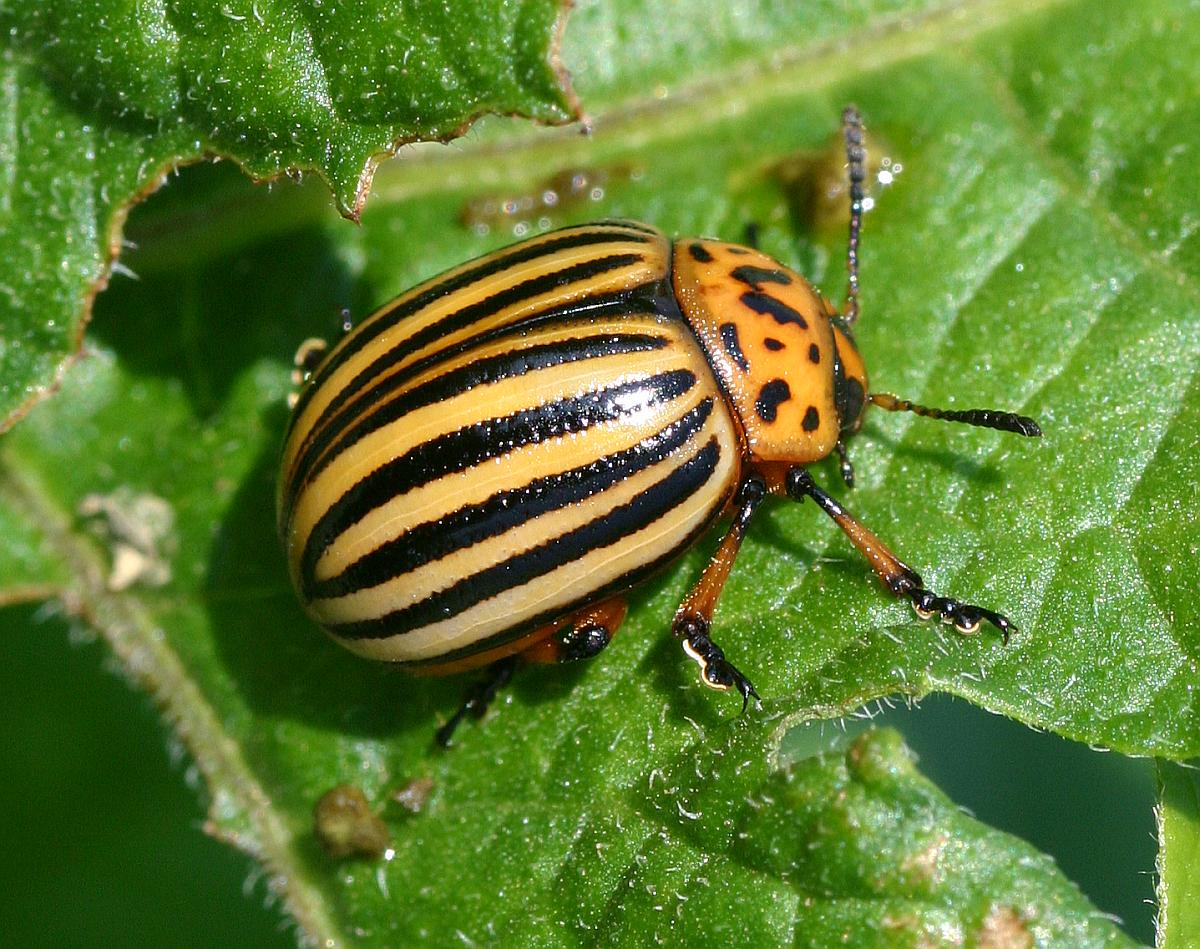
284, 315, 741, 665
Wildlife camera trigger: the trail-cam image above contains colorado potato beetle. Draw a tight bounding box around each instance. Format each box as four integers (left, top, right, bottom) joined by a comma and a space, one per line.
278, 108, 1041, 744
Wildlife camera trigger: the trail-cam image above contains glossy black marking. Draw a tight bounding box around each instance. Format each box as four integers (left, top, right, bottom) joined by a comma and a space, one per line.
300, 370, 699, 593
755, 379, 791, 423
292, 287, 664, 498
405, 506, 721, 669
835, 376, 865, 432
306, 398, 716, 599
688, 243, 714, 263
730, 266, 793, 291
808, 343, 821, 364
310, 251, 645, 427
557, 622, 613, 662
327, 439, 723, 641
293, 330, 670, 499
727, 247, 750, 256
802, 406, 820, 432
763, 337, 784, 352
739, 291, 809, 330
288, 227, 656, 426
718, 322, 750, 372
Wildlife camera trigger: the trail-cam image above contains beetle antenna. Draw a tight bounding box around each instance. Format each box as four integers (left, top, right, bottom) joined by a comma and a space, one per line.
841, 105, 866, 328
868, 392, 1042, 437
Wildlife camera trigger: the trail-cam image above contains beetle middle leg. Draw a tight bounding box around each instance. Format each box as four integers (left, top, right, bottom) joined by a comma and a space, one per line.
671, 475, 767, 710
785, 467, 1015, 640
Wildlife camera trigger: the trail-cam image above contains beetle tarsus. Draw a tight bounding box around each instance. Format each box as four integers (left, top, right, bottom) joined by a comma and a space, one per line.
676, 615, 761, 713
906, 587, 1014, 643
436, 656, 518, 747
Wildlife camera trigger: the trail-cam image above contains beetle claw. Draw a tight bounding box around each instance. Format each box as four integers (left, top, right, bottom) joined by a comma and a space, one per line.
907, 589, 1014, 643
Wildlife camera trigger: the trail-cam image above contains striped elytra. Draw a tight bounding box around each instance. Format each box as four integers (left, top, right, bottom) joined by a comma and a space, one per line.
279, 109, 1042, 743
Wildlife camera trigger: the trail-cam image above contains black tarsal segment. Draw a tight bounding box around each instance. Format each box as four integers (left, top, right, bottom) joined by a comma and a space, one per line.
755, 379, 791, 423
739, 291, 809, 329
719, 322, 750, 372
730, 266, 793, 291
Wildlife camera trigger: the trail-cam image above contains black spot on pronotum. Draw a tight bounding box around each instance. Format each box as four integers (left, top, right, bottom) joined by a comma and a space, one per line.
730, 266, 793, 292
802, 406, 820, 431
688, 243, 714, 263
739, 291, 809, 330
808, 343, 821, 364
763, 337, 784, 352
755, 379, 791, 423
719, 322, 750, 372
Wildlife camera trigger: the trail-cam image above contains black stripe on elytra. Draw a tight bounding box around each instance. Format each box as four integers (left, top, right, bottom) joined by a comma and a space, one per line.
688, 242, 714, 263
730, 266, 793, 291
598, 219, 662, 236
718, 322, 750, 372
739, 291, 809, 330
403, 495, 723, 668
287, 227, 654, 430
307, 398, 716, 599
298, 252, 648, 456
288, 286, 661, 505
299, 369, 699, 592
326, 438, 722, 641
293, 330, 671, 502
755, 379, 791, 422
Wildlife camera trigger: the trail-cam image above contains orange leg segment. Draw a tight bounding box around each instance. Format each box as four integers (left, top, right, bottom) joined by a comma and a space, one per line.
672, 475, 767, 709
520, 597, 628, 665
785, 468, 1015, 640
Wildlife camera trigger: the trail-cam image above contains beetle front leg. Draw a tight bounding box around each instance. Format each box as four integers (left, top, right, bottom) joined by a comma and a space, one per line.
672, 475, 767, 711
785, 468, 1015, 641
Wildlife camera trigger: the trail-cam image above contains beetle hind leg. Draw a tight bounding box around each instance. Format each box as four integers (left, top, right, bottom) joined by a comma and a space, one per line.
671, 475, 767, 712
786, 467, 1016, 641
435, 598, 628, 746
435, 656, 518, 747
520, 598, 628, 665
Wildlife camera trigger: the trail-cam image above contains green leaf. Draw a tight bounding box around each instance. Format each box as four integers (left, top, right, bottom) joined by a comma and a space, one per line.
0, 0, 577, 431
2, 0, 1196, 943
1157, 760, 1200, 948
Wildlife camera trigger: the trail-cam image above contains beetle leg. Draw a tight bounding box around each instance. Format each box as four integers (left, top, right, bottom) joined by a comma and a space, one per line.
671, 475, 767, 711
435, 656, 518, 748
520, 598, 628, 665
785, 467, 1015, 641
434, 599, 628, 746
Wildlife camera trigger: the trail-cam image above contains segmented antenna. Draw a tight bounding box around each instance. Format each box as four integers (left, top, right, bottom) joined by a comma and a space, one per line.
868, 392, 1042, 437
842, 106, 866, 327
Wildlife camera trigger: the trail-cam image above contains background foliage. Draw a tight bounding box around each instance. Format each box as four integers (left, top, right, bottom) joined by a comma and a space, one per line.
1, 0, 1197, 945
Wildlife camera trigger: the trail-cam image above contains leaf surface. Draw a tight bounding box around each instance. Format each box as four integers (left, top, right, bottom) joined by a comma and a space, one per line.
2, 0, 1196, 943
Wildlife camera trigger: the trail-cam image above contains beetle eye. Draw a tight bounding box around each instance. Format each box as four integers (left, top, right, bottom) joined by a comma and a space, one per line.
835, 372, 866, 434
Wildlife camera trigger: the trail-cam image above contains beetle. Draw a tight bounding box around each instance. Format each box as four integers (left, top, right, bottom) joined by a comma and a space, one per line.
278, 107, 1041, 745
